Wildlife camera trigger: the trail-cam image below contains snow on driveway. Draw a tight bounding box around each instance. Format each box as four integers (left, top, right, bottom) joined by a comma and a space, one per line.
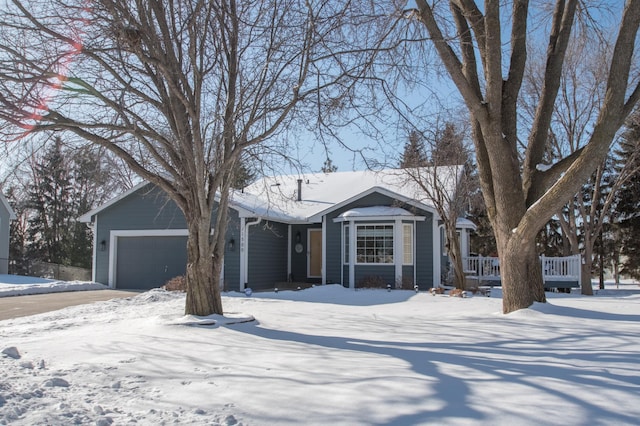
0, 274, 106, 297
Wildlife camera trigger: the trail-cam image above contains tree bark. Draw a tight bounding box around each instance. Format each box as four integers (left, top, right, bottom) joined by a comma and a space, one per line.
501, 236, 544, 313
581, 245, 594, 296
184, 215, 223, 316
445, 224, 466, 290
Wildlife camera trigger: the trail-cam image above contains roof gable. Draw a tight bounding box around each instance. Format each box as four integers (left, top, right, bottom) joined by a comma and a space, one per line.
238, 167, 461, 221
80, 167, 462, 224
0, 193, 16, 220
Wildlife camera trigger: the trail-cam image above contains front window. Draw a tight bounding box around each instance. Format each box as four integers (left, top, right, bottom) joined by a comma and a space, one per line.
356, 225, 394, 264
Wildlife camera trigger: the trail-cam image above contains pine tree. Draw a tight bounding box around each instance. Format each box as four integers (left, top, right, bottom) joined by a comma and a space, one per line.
321, 158, 337, 173
230, 157, 256, 190
614, 112, 640, 280
399, 130, 428, 168
27, 137, 72, 264
432, 123, 467, 166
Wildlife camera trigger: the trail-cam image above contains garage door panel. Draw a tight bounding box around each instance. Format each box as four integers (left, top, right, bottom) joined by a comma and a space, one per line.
116, 236, 188, 290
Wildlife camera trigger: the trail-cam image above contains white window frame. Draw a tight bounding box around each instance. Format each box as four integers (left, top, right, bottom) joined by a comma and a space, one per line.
355, 224, 395, 265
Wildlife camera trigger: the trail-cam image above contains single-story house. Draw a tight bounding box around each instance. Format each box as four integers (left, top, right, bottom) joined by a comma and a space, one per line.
0, 192, 16, 274
79, 167, 476, 291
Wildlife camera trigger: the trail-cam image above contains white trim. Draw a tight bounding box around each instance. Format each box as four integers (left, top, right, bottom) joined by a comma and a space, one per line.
0, 193, 16, 220
242, 218, 262, 290
348, 220, 355, 289
394, 219, 402, 288
353, 223, 395, 266
91, 217, 98, 283
412, 223, 417, 286
287, 224, 292, 281
307, 228, 322, 278
79, 180, 246, 223
79, 181, 149, 223
322, 216, 327, 285
310, 186, 438, 223
432, 219, 441, 287
334, 214, 425, 223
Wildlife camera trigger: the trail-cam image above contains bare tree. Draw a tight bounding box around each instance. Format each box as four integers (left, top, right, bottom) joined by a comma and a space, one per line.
0, 0, 397, 315
412, 1, 640, 312
400, 122, 472, 290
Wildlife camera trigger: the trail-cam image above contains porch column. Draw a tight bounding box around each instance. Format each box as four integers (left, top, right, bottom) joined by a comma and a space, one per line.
349, 220, 355, 289
433, 220, 441, 287
287, 224, 292, 281
322, 216, 327, 285
394, 219, 402, 288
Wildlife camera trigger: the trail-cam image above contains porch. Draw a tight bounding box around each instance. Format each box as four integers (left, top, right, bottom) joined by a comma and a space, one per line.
462, 255, 582, 289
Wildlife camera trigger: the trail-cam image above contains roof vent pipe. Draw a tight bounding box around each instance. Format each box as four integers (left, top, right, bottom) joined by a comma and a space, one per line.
297, 179, 302, 201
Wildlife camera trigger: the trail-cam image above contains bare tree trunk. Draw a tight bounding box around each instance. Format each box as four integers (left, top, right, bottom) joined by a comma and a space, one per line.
581, 245, 594, 296
184, 215, 222, 316
501, 236, 543, 313
445, 225, 466, 289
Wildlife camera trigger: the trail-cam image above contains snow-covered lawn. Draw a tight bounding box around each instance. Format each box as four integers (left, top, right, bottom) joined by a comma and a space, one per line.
0, 274, 106, 297
1, 280, 639, 425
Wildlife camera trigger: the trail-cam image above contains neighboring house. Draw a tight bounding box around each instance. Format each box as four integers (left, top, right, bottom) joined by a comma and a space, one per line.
79, 168, 475, 291
0, 192, 16, 274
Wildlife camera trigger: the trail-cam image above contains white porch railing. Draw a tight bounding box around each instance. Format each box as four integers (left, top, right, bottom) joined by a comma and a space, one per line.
462, 254, 581, 285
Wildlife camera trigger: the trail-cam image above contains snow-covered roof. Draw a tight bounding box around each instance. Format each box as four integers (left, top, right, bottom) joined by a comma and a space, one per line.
456, 217, 477, 230
233, 167, 462, 222
338, 206, 414, 218
79, 167, 463, 224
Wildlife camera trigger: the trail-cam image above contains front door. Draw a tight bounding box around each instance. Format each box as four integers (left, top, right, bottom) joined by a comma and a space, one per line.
308, 229, 322, 278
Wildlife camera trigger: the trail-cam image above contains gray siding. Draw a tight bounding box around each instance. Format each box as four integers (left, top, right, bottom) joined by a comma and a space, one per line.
0, 194, 14, 274
324, 192, 434, 288
402, 265, 414, 288
247, 220, 288, 290
415, 215, 434, 289
354, 265, 395, 288
93, 183, 241, 289
325, 218, 342, 284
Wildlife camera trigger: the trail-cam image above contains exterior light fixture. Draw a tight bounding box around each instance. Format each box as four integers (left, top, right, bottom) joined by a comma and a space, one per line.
228, 238, 235, 251
100, 240, 106, 252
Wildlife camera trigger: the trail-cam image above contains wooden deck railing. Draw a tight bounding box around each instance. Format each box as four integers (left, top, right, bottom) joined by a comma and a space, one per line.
462, 255, 581, 285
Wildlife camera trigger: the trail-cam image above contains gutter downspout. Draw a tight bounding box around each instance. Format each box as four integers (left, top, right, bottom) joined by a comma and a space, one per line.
241, 217, 262, 291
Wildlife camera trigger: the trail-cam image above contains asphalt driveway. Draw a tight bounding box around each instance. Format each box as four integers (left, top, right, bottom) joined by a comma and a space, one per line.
0, 290, 141, 321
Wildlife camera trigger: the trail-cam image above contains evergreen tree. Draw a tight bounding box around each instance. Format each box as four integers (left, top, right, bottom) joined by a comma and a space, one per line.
27, 137, 72, 264
399, 130, 428, 168
230, 157, 256, 190
614, 112, 640, 280
321, 158, 337, 173
6, 186, 28, 274
431, 123, 466, 166
67, 147, 113, 268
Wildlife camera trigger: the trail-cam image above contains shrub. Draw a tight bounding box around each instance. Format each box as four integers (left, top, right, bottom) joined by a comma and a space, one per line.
356, 275, 387, 289
163, 275, 186, 292
400, 277, 415, 290
449, 288, 466, 298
